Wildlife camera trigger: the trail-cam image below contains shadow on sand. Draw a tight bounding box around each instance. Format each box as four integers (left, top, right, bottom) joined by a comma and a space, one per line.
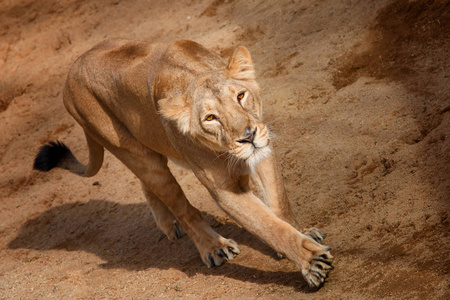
8, 199, 314, 291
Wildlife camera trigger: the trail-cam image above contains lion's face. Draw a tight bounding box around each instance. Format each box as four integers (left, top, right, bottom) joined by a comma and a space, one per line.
159, 46, 271, 169
189, 74, 271, 169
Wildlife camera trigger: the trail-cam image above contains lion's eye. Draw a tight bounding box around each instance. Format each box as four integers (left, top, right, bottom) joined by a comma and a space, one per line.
237, 92, 245, 101
205, 114, 216, 121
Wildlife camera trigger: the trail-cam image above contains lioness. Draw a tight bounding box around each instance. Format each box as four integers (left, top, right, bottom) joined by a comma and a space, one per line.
33, 39, 333, 288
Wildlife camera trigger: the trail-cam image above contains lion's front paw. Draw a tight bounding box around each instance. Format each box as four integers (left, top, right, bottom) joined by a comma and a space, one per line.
302, 250, 334, 288
201, 238, 241, 268
303, 227, 326, 244
299, 235, 334, 288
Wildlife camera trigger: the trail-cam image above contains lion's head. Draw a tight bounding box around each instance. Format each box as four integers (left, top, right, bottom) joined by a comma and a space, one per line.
159, 46, 271, 169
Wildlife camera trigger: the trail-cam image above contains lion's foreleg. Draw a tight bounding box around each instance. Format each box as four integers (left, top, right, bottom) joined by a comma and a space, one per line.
252, 151, 298, 226
253, 152, 327, 244
213, 188, 333, 288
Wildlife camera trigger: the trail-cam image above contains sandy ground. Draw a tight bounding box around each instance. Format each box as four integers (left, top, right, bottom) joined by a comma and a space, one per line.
0, 0, 449, 299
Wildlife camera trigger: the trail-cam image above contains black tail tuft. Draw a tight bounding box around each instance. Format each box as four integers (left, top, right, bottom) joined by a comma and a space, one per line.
33, 141, 71, 172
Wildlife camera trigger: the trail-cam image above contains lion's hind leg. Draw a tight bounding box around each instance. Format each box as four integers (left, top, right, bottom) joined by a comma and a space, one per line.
141, 182, 185, 240
137, 162, 240, 268
108, 145, 240, 268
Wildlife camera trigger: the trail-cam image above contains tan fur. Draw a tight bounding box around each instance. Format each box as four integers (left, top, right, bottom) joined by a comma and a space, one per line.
54, 39, 333, 288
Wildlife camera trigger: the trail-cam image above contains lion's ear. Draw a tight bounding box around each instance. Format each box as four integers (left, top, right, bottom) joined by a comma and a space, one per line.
158, 97, 191, 134
227, 46, 255, 81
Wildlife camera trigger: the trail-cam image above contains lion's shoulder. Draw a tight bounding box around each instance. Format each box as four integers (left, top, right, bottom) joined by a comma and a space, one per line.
163, 40, 226, 73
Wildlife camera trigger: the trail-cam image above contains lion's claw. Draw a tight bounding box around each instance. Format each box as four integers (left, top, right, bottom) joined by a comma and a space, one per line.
227, 245, 239, 255
216, 248, 228, 260
312, 261, 333, 271
302, 250, 334, 288
164, 220, 186, 240
203, 239, 240, 268
173, 220, 185, 240
314, 253, 333, 265
304, 227, 327, 244
208, 254, 215, 267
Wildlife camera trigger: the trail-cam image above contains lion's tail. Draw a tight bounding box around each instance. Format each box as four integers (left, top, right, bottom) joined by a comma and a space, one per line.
33, 133, 104, 177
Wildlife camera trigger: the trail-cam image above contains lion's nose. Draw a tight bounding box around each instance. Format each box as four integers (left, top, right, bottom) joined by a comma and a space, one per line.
238, 126, 257, 144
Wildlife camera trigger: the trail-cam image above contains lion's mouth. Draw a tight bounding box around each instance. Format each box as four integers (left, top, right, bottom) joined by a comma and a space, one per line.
227, 143, 271, 171
244, 145, 271, 170
228, 125, 270, 169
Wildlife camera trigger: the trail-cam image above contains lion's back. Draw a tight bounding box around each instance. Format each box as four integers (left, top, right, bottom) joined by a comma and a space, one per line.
70, 39, 168, 77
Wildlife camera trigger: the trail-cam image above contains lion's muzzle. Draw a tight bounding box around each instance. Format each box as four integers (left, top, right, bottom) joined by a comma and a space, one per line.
237, 126, 257, 144
229, 124, 271, 170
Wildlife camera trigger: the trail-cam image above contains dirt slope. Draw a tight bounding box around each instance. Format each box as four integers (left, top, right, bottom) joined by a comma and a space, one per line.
0, 0, 449, 299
